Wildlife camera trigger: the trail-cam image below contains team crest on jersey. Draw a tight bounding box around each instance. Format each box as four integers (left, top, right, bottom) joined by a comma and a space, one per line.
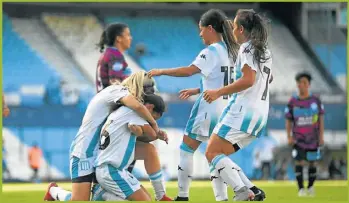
200, 54, 206, 60
112, 62, 123, 71
310, 103, 318, 110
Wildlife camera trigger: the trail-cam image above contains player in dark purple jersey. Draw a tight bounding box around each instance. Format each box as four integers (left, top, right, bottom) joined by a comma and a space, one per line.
284, 72, 324, 197
96, 23, 133, 93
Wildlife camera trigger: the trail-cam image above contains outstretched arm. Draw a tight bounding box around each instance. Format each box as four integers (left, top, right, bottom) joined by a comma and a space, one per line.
148, 65, 201, 77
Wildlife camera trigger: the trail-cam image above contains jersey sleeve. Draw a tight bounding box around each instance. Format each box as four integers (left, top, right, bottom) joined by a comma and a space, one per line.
240, 47, 258, 72
108, 85, 130, 104
317, 97, 325, 115
191, 47, 218, 77
128, 113, 149, 126
284, 99, 293, 120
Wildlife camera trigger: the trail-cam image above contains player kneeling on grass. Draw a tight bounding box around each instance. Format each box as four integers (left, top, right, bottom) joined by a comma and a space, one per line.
92, 93, 166, 201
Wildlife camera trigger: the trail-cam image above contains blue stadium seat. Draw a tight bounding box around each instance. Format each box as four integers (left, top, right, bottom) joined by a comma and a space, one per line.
105, 16, 203, 93
3, 14, 60, 91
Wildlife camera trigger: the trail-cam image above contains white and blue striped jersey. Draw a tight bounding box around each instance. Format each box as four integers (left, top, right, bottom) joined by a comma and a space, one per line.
70, 85, 130, 159
218, 41, 272, 137
95, 106, 148, 169
184, 41, 231, 137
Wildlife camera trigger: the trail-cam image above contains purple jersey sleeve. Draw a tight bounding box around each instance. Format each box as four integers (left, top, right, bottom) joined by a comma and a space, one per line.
285, 98, 294, 120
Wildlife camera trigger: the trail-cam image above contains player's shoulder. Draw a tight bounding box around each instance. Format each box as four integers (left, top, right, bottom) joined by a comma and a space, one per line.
287, 94, 298, 105
310, 94, 322, 102
108, 106, 134, 120
104, 47, 124, 61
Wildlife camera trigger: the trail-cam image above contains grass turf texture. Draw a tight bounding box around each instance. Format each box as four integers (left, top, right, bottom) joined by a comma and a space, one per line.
1, 180, 348, 202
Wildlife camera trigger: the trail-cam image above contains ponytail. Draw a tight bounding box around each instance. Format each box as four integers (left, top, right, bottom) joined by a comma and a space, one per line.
98, 30, 107, 53
236, 9, 271, 73
222, 19, 239, 62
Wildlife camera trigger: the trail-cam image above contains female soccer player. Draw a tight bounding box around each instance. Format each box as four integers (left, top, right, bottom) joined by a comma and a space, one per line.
149, 9, 239, 201
96, 23, 133, 92
44, 71, 160, 201
94, 94, 166, 201
203, 9, 272, 201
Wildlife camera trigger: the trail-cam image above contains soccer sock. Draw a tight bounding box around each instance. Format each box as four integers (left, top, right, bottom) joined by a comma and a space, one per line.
211, 154, 245, 192
177, 142, 195, 198
308, 165, 317, 188
149, 170, 166, 200
209, 163, 228, 201
295, 165, 304, 189
49, 187, 72, 201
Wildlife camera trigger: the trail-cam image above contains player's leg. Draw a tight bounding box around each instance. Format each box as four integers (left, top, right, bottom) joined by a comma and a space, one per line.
175, 134, 201, 201
292, 145, 306, 196
307, 161, 317, 196
45, 156, 94, 201
134, 141, 171, 201
205, 134, 254, 201
96, 164, 150, 201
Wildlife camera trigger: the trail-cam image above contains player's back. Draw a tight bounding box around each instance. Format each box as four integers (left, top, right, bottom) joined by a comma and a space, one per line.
221, 41, 272, 136
95, 106, 145, 169
70, 85, 129, 159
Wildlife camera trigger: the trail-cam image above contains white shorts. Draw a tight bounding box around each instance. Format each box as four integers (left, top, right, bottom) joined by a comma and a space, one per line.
91, 183, 127, 201
70, 156, 95, 181
96, 164, 141, 200
213, 123, 255, 149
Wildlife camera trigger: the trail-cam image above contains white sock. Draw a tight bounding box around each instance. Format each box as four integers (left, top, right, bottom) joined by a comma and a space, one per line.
149, 170, 166, 200
209, 164, 228, 201
211, 154, 245, 192
177, 142, 195, 198
49, 187, 72, 201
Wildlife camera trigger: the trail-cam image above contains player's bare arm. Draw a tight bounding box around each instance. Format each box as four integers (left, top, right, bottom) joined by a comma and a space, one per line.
203, 64, 256, 103
137, 124, 158, 143
119, 95, 159, 133
128, 124, 143, 137
285, 119, 293, 146
319, 115, 324, 146
148, 65, 201, 77
179, 88, 201, 100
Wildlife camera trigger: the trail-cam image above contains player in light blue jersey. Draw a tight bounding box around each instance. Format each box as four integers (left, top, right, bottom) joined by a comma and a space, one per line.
203, 9, 272, 201
94, 94, 167, 201
148, 9, 239, 201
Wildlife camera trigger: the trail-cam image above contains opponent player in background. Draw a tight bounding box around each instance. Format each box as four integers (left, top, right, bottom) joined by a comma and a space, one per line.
94, 94, 166, 201
96, 23, 133, 92
285, 72, 324, 197
203, 9, 272, 201
149, 9, 241, 201
44, 71, 159, 201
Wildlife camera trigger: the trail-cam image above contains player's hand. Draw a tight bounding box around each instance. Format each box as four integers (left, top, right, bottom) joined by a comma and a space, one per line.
179, 88, 200, 100
151, 122, 160, 135
319, 138, 325, 146
148, 69, 163, 77
3, 106, 10, 117
128, 124, 143, 137
203, 89, 221, 103
287, 136, 294, 146
157, 130, 169, 144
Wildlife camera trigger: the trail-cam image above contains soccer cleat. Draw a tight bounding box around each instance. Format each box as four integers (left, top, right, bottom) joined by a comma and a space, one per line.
307, 187, 315, 197
158, 195, 173, 201
233, 186, 255, 201
44, 182, 58, 201
174, 196, 189, 201
252, 188, 266, 201
298, 188, 307, 197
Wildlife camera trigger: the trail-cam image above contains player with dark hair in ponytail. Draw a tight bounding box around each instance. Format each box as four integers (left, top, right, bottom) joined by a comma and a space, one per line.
96, 23, 133, 93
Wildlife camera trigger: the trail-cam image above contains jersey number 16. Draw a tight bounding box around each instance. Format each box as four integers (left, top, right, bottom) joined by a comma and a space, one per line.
221, 66, 234, 100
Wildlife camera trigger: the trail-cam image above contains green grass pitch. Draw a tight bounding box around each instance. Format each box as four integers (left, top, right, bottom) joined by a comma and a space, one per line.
1, 180, 348, 202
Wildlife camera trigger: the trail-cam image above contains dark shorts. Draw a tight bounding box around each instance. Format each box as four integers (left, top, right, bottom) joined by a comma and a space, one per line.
72, 172, 98, 183
292, 145, 321, 162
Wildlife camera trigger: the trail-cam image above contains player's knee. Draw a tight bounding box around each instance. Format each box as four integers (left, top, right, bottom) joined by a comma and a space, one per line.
308, 161, 316, 167
179, 142, 195, 154
205, 149, 218, 163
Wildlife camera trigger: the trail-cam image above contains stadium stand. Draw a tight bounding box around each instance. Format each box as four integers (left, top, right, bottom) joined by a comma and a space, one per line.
11, 18, 90, 85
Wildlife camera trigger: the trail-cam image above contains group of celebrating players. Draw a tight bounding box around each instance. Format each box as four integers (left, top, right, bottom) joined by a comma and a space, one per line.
42, 7, 324, 202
